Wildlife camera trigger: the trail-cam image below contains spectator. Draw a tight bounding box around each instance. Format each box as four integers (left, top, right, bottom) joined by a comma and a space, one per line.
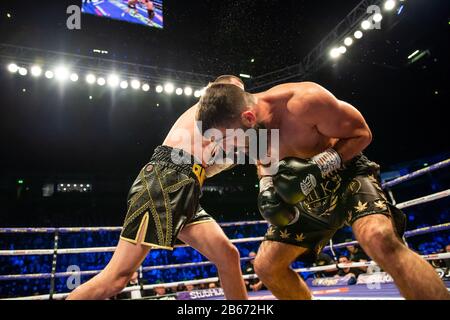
313, 252, 337, 278
336, 256, 364, 284
346, 241, 371, 273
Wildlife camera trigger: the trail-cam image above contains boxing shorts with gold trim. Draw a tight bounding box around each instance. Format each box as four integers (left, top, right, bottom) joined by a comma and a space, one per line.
120, 146, 214, 250
265, 154, 406, 262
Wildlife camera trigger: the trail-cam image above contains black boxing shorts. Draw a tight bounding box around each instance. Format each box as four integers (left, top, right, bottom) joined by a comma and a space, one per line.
120, 146, 214, 250
265, 154, 406, 262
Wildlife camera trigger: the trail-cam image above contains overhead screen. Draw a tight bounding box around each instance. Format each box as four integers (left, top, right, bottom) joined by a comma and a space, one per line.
82, 0, 164, 29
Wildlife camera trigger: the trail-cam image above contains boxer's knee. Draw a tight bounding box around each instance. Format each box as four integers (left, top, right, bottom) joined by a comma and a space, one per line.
211, 241, 240, 270
355, 215, 403, 261
254, 253, 287, 283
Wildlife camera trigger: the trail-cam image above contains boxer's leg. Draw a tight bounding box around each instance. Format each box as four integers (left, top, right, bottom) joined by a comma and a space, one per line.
67, 218, 151, 300
353, 214, 450, 300
253, 241, 311, 300
178, 221, 248, 300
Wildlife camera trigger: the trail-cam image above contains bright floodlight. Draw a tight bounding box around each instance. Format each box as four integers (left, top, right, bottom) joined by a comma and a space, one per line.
131, 80, 141, 90
31, 65, 42, 77
184, 87, 193, 96
384, 0, 396, 11
373, 13, 383, 23
330, 48, 341, 59
54, 66, 69, 81
344, 37, 353, 46
142, 84, 150, 92
19, 67, 28, 76
70, 73, 79, 82
97, 77, 106, 86
156, 85, 164, 93
86, 74, 96, 84
339, 46, 347, 54
164, 83, 175, 94
354, 30, 363, 39
176, 88, 183, 95
107, 74, 120, 87
45, 70, 54, 79
8, 63, 19, 73
361, 20, 371, 30
120, 81, 129, 89
194, 90, 202, 98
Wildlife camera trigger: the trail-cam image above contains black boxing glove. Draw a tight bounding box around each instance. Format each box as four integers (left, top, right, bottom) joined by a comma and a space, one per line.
258, 176, 300, 227
273, 149, 342, 205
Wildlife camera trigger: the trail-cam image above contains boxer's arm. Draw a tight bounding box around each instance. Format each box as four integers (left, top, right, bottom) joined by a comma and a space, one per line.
290, 83, 372, 162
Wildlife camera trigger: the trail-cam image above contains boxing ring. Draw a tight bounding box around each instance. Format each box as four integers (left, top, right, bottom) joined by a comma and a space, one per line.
1, 159, 449, 300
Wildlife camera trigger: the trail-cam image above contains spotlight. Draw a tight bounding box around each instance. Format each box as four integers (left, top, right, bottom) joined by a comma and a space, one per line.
70, 73, 79, 82
107, 74, 120, 87
184, 87, 193, 96
131, 80, 141, 90
54, 66, 69, 81
18, 67, 28, 76
384, 0, 396, 11
330, 48, 341, 59
354, 30, 363, 39
339, 46, 347, 54
156, 85, 164, 93
45, 70, 54, 79
86, 74, 96, 84
97, 77, 106, 86
7, 63, 19, 73
361, 20, 371, 30
142, 84, 150, 92
373, 13, 383, 23
164, 83, 175, 94
120, 81, 129, 89
344, 37, 353, 46
31, 65, 42, 77
194, 90, 202, 98
176, 88, 183, 95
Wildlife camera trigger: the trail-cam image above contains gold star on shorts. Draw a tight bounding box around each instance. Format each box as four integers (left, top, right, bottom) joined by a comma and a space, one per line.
295, 233, 306, 242
374, 200, 387, 210
355, 201, 369, 213
280, 229, 291, 239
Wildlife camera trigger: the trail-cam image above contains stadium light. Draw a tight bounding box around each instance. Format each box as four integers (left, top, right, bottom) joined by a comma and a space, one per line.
156, 85, 164, 93
373, 13, 383, 23
7, 63, 19, 73
142, 84, 150, 92
384, 0, 396, 11
45, 70, 54, 79
86, 74, 96, 84
97, 77, 106, 86
330, 48, 341, 59
107, 74, 120, 87
70, 73, 79, 82
194, 90, 202, 98
344, 37, 354, 47
184, 87, 193, 96
164, 83, 175, 94
18, 67, 28, 76
354, 30, 363, 39
339, 46, 347, 54
131, 80, 141, 90
176, 88, 183, 95
54, 66, 69, 81
120, 81, 129, 89
361, 20, 371, 30
31, 65, 42, 77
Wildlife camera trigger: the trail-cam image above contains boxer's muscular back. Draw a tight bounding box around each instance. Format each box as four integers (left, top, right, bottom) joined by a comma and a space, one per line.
163, 104, 214, 167
260, 82, 338, 161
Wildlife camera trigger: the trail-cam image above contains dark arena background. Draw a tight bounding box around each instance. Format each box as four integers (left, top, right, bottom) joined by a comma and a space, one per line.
0, 0, 449, 302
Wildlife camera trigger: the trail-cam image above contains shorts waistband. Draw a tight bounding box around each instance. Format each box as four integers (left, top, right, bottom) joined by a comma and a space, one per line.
151, 146, 206, 186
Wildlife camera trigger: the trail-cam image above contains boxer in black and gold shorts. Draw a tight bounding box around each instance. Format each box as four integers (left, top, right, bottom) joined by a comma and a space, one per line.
120, 146, 213, 249
264, 154, 406, 263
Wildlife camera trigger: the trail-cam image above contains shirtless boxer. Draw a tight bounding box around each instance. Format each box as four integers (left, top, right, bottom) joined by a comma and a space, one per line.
196, 82, 450, 300
143, 0, 155, 22
67, 76, 248, 300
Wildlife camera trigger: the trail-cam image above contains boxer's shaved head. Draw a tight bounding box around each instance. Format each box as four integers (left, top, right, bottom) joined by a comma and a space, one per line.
213, 75, 245, 90
197, 83, 255, 131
